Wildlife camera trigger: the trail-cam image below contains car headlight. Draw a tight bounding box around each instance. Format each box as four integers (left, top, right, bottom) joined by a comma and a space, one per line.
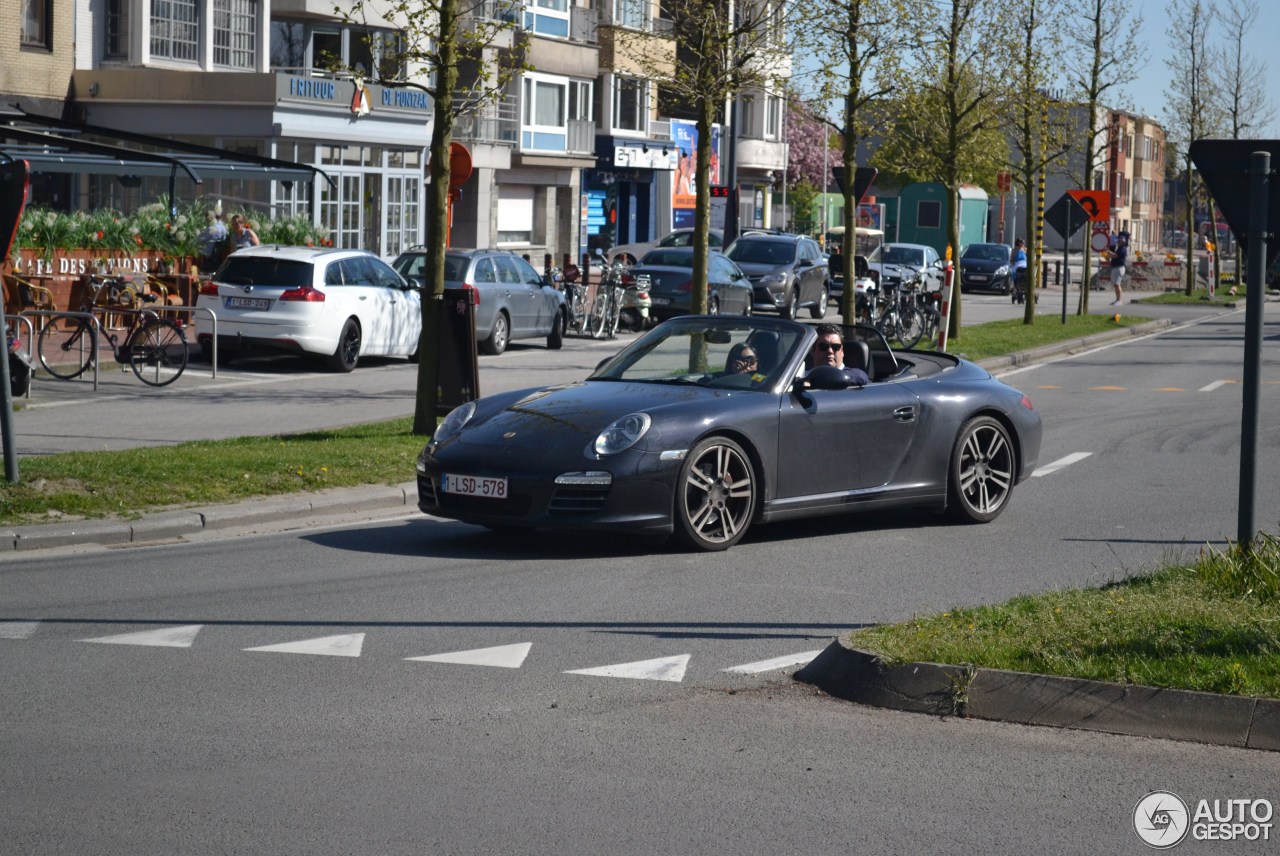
594, 413, 651, 456
994, 265, 1010, 276
433, 400, 477, 444
760, 273, 787, 286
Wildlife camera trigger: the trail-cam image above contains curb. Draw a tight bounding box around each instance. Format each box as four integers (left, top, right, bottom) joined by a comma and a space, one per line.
974, 318, 1173, 373
2, 482, 417, 553
795, 637, 1280, 752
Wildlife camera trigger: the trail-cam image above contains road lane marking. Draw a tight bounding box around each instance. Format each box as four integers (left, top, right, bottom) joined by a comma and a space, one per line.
1200, 380, 1230, 392
723, 650, 822, 674
565, 654, 690, 682
1154, 387, 1186, 392
406, 642, 532, 669
1032, 452, 1093, 478
0, 620, 41, 639
1089, 386, 1126, 391
245, 632, 365, 657
80, 624, 203, 647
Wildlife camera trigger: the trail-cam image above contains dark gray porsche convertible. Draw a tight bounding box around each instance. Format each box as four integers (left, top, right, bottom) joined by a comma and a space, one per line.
417, 316, 1042, 551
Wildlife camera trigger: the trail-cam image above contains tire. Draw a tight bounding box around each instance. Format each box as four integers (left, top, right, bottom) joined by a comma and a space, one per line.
482, 311, 510, 355
38, 316, 96, 380
784, 288, 799, 320
128, 318, 188, 387
946, 416, 1016, 523
809, 284, 829, 319
606, 290, 622, 338
674, 436, 757, 551
547, 309, 565, 350
895, 304, 926, 348
588, 292, 608, 339
327, 318, 361, 372
9, 364, 31, 398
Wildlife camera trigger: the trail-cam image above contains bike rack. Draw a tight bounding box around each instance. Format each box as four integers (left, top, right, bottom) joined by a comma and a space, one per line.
20, 309, 103, 391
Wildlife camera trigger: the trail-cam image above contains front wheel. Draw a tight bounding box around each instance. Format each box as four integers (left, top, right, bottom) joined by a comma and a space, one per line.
809, 285, 829, 319
587, 291, 609, 339
127, 318, 188, 386
894, 304, 926, 348
674, 436, 757, 551
38, 316, 96, 380
947, 416, 1015, 523
784, 288, 800, 320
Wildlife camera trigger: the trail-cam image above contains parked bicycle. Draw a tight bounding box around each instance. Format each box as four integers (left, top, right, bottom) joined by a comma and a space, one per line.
589, 260, 627, 339
38, 274, 189, 387
866, 275, 926, 349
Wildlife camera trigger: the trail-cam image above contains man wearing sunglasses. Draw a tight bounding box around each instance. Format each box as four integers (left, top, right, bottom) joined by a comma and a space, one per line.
805, 323, 869, 385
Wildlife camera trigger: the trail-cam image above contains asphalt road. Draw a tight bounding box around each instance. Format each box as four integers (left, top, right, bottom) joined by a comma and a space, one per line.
2, 296, 1278, 853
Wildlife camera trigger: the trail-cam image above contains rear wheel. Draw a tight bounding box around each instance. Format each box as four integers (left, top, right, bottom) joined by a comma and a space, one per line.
482, 311, 510, 355
587, 292, 608, 339
674, 436, 757, 551
38, 316, 96, 380
128, 318, 188, 386
327, 318, 361, 372
547, 309, 565, 350
947, 416, 1015, 523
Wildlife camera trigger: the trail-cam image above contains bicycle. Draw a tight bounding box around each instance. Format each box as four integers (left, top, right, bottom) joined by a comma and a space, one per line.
557, 267, 592, 337
868, 277, 925, 349
38, 274, 189, 387
588, 261, 626, 339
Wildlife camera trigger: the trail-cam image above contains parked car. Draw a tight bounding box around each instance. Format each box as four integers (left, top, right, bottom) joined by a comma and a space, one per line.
866, 242, 946, 294
725, 233, 831, 319
195, 246, 421, 372
609, 229, 724, 266
392, 248, 566, 355
959, 243, 1014, 294
415, 315, 1043, 551
629, 247, 753, 322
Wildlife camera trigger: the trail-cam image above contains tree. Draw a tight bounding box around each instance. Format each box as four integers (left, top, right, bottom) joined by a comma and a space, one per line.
1164, 0, 1225, 295
874, 0, 1009, 338
792, 0, 902, 320
1061, 0, 1147, 315
619, 0, 786, 315
1213, 0, 1274, 282
784, 96, 833, 234
339, 0, 524, 434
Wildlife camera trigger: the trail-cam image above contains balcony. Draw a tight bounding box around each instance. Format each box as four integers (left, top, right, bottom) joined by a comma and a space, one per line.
454, 94, 518, 147
596, 5, 675, 36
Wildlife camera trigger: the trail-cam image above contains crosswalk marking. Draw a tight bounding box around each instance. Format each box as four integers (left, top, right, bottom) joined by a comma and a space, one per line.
1033, 452, 1092, 478
565, 654, 690, 683
406, 642, 532, 669
0, 620, 41, 639
80, 624, 203, 648
245, 632, 365, 657
723, 650, 822, 674
1200, 380, 1229, 392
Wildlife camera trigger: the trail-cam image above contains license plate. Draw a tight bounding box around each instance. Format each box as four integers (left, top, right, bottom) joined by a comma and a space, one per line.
651, 297, 671, 305
226, 296, 271, 310
969, 274, 988, 281
442, 474, 508, 499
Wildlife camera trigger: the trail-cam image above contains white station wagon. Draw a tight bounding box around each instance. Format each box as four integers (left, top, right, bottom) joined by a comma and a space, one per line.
195, 246, 422, 371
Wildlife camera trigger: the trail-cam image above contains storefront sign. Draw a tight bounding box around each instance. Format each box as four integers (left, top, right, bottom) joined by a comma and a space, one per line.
613, 145, 676, 171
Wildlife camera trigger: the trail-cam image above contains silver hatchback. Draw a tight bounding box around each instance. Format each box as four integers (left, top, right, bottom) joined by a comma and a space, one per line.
393, 248, 567, 355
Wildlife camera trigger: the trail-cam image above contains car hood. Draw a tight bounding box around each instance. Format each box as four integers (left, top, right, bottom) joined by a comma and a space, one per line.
873, 262, 919, 279
961, 258, 1007, 273
456, 380, 746, 449
730, 260, 790, 276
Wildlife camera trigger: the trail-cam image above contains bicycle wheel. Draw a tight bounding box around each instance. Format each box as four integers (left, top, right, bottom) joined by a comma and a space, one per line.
38, 315, 96, 380
895, 303, 926, 349
588, 287, 609, 339
606, 287, 623, 338
127, 317, 188, 387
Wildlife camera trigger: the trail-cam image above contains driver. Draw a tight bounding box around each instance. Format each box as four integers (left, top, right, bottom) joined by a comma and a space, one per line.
804, 323, 869, 385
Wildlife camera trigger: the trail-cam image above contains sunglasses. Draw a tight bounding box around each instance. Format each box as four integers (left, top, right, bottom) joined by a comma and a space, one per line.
815, 342, 843, 352
733, 355, 758, 366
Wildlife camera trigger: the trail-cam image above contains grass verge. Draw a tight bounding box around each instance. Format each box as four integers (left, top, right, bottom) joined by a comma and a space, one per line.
847, 534, 1280, 699
944, 312, 1149, 362
0, 417, 423, 525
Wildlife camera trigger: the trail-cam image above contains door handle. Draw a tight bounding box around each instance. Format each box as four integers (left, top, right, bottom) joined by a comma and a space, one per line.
893, 406, 916, 422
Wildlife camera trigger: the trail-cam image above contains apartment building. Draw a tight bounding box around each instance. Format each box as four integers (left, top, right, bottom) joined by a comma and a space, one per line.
1105, 111, 1165, 254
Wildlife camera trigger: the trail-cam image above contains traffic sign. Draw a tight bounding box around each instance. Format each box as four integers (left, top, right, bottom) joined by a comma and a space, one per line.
1067, 189, 1109, 222
1090, 223, 1111, 252
831, 167, 878, 204
1189, 140, 1280, 269
1045, 193, 1089, 240
997, 172, 1011, 193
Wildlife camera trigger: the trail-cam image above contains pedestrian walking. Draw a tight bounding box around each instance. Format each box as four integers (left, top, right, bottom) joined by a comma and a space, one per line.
1109, 231, 1129, 305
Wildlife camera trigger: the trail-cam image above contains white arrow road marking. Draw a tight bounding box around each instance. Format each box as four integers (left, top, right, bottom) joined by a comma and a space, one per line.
565, 654, 691, 683
1032, 452, 1092, 478
723, 650, 823, 674
80, 624, 203, 648
0, 621, 41, 639
244, 633, 365, 657
406, 642, 532, 669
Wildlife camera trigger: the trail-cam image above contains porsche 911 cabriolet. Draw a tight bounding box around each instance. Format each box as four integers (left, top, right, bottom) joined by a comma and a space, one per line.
416, 316, 1042, 551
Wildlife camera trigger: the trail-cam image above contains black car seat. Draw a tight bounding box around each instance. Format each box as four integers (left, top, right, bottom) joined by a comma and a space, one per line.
745, 331, 781, 373
844, 338, 874, 381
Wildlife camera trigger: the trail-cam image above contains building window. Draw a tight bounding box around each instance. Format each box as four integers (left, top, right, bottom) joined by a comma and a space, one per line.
152, 0, 199, 62
270, 21, 307, 69
764, 94, 782, 139
105, 0, 128, 57
213, 0, 256, 68
917, 199, 941, 229
498, 186, 535, 244
614, 0, 644, 28
523, 0, 569, 37
521, 73, 567, 152
569, 80, 593, 122
613, 77, 643, 132
21, 0, 51, 48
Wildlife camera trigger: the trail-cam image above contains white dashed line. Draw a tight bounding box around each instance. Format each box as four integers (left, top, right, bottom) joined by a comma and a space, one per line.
723, 650, 823, 674
406, 642, 532, 669
1199, 380, 1230, 392
80, 624, 204, 648
245, 632, 366, 657
1032, 452, 1092, 478
0, 620, 42, 639
565, 654, 690, 682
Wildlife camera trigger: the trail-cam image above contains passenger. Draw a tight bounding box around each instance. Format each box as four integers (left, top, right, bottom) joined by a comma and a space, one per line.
724, 343, 759, 375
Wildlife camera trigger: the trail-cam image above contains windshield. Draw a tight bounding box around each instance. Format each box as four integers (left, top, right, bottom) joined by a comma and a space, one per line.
640, 249, 695, 267
727, 239, 796, 265
592, 318, 806, 391
214, 257, 313, 287
874, 245, 926, 266
962, 245, 1011, 262
393, 253, 469, 282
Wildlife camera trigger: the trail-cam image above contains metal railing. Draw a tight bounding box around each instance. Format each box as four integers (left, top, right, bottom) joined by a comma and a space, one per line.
454, 93, 519, 146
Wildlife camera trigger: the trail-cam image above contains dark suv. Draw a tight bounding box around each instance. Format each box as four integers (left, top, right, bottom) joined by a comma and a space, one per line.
393, 248, 566, 355
725, 234, 831, 319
